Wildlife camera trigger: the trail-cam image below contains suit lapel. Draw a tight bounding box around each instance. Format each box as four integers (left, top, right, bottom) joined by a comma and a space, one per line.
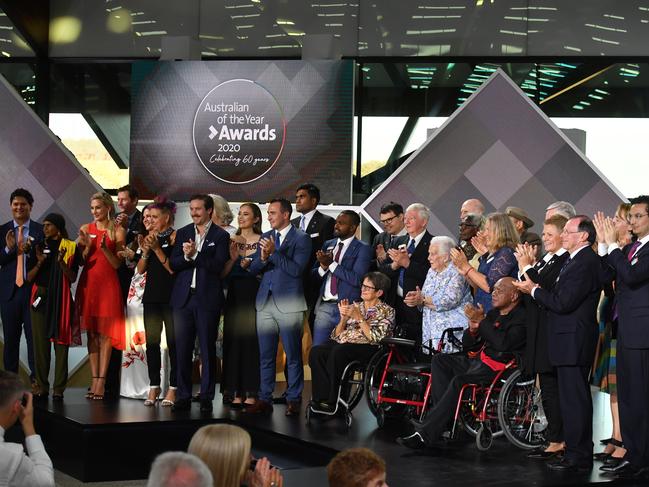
341, 238, 359, 262
307, 211, 320, 234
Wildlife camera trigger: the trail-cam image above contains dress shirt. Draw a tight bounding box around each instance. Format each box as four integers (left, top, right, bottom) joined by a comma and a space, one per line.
274, 224, 292, 247
531, 244, 588, 299
606, 233, 649, 257
299, 209, 317, 232
397, 229, 427, 297
185, 220, 212, 289
4, 220, 33, 278
0, 426, 54, 487
519, 247, 567, 278
318, 236, 354, 300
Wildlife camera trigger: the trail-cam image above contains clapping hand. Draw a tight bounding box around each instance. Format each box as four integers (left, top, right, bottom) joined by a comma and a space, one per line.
471, 231, 488, 255
5, 228, 16, 251
115, 213, 129, 230
259, 237, 275, 261
338, 298, 353, 319
450, 247, 471, 274
464, 303, 485, 330
229, 239, 240, 261
512, 274, 536, 295
404, 286, 423, 308
249, 457, 283, 487
514, 242, 536, 270
57, 247, 67, 266
375, 243, 387, 263
182, 238, 197, 258
315, 249, 334, 269
148, 232, 160, 251
593, 211, 617, 245
387, 246, 410, 268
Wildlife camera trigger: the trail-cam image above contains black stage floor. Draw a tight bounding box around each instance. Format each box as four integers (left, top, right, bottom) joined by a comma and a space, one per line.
32, 384, 635, 486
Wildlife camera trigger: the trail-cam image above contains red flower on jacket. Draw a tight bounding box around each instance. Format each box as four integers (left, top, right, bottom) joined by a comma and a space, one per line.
132, 331, 146, 345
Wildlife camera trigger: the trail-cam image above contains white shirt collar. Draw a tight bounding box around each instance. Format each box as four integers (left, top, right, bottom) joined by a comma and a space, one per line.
300, 209, 317, 229
336, 236, 355, 248
569, 244, 589, 259
545, 247, 567, 261
636, 233, 649, 247
276, 224, 292, 240
408, 230, 427, 248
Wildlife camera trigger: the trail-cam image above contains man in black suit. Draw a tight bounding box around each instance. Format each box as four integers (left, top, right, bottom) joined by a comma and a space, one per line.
0, 189, 42, 382
597, 196, 649, 479
382, 203, 433, 342
371, 202, 406, 271
515, 216, 602, 472
169, 194, 229, 413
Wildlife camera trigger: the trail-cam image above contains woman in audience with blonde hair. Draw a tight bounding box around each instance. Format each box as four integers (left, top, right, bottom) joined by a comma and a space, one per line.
210, 194, 237, 236
188, 424, 283, 487
75, 191, 126, 400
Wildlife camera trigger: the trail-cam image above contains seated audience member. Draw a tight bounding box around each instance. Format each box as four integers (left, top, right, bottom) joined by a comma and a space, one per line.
460, 198, 485, 219
545, 201, 576, 220
327, 447, 389, 487
506, 206, 542, 260
398, 277, 526, 449
372, 202, 406, 269
312, 211, 372, 345
188, 424, 283, 487
450, 212, 519, 312
309, 272, 394, 411
458, 213, 485, 265
404, 236, 471, 353
0, 370, 54, 487
147, 451, 213, 487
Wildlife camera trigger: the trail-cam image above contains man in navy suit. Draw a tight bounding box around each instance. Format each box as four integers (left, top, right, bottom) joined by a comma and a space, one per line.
0, 189, 43, 382
515, 216, 602, 472
598, 196, 649, 479
169, 194, 229, 413
311, 211, 371, 346
246, 198, 311, 416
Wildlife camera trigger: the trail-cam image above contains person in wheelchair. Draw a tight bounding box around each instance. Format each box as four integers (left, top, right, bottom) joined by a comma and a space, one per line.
397, 277, 526, 449
309, 272, 395, 412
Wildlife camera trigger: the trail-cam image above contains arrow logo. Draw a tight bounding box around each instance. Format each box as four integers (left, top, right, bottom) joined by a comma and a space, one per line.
208, 125, 218, 140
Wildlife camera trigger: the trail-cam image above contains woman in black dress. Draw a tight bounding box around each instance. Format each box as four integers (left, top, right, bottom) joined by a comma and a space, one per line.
220, 203, 262, 409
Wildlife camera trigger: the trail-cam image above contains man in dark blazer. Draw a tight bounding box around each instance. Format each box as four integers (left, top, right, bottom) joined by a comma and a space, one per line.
0, 189, 42, 382
169, 194, 229, 413
247, 198, 311, 416
382, 203, 433, 342
311, 211, 372, 345
598, 196, 649, 479
371, 201, 406, 271
515, 216, 602, 472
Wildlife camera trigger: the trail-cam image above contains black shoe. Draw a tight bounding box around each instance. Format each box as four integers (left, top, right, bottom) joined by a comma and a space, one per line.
229, 402, 244, 410
601, 456, 624, 468
528, 447, 565, 460
192, 393, 201, 403
171, 399, 191, 412
397, 432, 426, 450
593, 451, 612, 462
617, 465, 649, 480
599, 437, 613, 445
600, 459, 633, 473
200, 399, 214, 413
546, 458, 592, 472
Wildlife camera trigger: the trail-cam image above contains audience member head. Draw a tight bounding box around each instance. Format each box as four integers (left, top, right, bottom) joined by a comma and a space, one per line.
404, 203, 430, 238
0, 370, 27, 430
147, 451, 213, 487
613, 202, 632, 245
379, 202, 404, 236
628, 195, 649, 239
491, 277, 521, 314
428, 236, 455, 272
562, 215, 595, 253
10, 188, 34, 223
43, 213, 68, 240
149, 196, 177, 231
236, 203, 262, 236
361, 272, 391, 305
545, 201, 576, 220
459, 213, 484, 242
189, 194, 214, 226
267, 198, 292, 230
542, 215, 568, 254
117, 184, 139, 215
334, 211, 360, 240
327, 447, 388, 487
90, 191, 116, 222
295, 183, 321, 214
209, 194, 234, 228
188, 424, 251, 487
485, 213, 519, 251
141, 206, 154, 234
505, 206, 534, 235
460, 199, 485, 219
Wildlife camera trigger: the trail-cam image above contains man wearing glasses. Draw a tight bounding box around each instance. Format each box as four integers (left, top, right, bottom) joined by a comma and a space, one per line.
372, 202, 406, 270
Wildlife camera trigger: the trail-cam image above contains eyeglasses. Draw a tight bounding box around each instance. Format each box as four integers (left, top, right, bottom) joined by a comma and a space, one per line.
379, 215, 399, 226
628, 213, 649, 221
458, 222, 477, 228
361, 284, 377, 291
561, 229, 584, 235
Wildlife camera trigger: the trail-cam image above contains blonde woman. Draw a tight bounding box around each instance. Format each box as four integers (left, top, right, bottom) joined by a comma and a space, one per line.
75, 192, 126, 400
188, 425, 283, 487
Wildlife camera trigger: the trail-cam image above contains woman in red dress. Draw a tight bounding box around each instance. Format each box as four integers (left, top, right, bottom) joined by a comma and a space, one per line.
76, 192, 126, 400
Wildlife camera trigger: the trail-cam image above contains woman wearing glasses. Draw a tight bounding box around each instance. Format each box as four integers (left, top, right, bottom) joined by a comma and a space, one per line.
308, 272, 394, 411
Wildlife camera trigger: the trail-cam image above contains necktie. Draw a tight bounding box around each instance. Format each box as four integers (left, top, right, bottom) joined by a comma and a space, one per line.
15, 225, 24, 287
300, 216, 306, 231
555, 256, 571, 283
628, 241, 641, 261
399, 238, 416, 289
274, 230, 281, 249
329, 242, 344, 296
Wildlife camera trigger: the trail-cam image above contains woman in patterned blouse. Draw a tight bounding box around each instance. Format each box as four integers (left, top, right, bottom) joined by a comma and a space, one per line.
308, 272, 395, 411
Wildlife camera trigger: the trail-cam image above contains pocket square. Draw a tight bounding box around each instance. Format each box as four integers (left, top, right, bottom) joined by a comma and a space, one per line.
310, 233, 320, 238
207, 242, 215, 247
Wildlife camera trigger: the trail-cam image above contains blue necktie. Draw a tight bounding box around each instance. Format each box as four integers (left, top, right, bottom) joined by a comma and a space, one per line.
274, 230, 281, 249
399, 238, 416, 289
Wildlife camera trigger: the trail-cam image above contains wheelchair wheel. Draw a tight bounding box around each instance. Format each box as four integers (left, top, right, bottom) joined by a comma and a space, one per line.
364, 348, 390, 417
476, 424, 493, 451
345, 411, 353, 429
497, 369, 547, 450
340, 361, 365, 412
458, 402, 480, 438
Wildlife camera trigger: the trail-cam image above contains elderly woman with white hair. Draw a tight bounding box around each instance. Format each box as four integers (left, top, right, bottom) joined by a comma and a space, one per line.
404, 236, 471, 352
209, 194, 237, 236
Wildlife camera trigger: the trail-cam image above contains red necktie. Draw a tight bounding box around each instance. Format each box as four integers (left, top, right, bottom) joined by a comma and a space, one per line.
329, 242, 344, 296
628, 241, 641, 262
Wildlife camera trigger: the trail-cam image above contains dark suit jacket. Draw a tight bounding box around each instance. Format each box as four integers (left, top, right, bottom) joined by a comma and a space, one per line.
311, 237, 372, 303
521, 251, 569, 373
169, 223, 229, 312
605, 242, 649, 349
0, 220, 44, 302
533, 246, 602, 366
371, 231, 404, 270
117, 209, 143, 295
249, 226, 312, 313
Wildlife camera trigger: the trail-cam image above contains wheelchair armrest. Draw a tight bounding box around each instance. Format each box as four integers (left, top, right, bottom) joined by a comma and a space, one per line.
380, 337, 417, 348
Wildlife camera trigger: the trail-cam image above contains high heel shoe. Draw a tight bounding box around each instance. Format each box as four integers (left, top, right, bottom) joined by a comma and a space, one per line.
92, 377, 106, 401
86, 377, 99, 399
161, 387, 176, 407
144, 387, 161, 406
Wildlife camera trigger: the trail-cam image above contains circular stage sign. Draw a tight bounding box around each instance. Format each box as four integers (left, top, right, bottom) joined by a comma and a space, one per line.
192, 79, 286, 184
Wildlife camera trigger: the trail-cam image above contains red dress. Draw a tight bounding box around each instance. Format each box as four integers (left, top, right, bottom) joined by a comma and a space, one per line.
75, 222, 126, 350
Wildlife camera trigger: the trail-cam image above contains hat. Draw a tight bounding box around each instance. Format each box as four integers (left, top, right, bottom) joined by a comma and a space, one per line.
43, 213, 66, 234
505, 206, 534, 228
